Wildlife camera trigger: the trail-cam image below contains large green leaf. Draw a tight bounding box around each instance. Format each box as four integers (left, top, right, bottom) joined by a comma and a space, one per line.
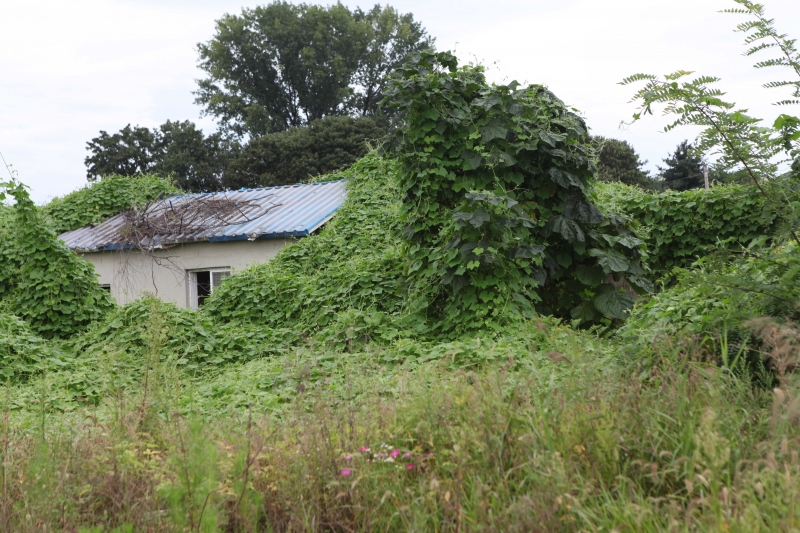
588, 248, 630, 273
548, 168, 585, 191
570, 301, 599, 323
575, 264, 604, 286
593, 285, 635, 320
481, 123, 508, 143
547, 215, 585, 243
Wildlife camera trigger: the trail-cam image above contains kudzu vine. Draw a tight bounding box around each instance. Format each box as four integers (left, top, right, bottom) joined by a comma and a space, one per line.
0, 181, 115, 338
382, 51, 650, 331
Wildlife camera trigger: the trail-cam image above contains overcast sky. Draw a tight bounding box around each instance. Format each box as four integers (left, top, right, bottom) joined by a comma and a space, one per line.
2, 0, 799, 203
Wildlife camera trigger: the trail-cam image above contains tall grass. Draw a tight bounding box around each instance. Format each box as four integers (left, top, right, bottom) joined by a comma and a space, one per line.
2, 312, 798, 531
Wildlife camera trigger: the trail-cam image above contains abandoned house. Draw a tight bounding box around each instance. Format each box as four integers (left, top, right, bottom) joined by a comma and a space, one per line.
59, 180, 347, 308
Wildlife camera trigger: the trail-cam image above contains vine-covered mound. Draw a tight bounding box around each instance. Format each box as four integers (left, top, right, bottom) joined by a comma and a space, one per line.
382, 51, 649, 332
0, 312, 64, 382
593, 180, 796, 272
0, 182, 115, 338
42, 174, 179, 234
204, 154, 407, 339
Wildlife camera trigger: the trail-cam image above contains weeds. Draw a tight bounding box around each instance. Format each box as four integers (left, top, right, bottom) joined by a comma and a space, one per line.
2, 318, 798, 531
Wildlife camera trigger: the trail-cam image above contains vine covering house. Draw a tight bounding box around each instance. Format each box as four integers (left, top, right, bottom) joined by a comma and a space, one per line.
58, 180, 347, 308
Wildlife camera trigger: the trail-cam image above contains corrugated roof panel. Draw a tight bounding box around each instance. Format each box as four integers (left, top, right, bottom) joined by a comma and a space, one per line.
58, 180, 348, 252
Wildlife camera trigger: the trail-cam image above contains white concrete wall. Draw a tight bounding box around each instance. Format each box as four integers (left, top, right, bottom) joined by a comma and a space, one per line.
80, 238, 293, 308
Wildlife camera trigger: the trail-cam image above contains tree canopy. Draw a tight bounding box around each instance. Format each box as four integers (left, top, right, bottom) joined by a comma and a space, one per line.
590, 136, 653, 188
194, 2, 433, 138
225, 115, 384, 189
85, 121, 236, 192
658, 140, 705, 191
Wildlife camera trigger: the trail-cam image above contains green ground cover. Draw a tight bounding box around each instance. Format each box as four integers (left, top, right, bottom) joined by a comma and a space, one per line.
1, 150, 799, 531
3, 29, 800, 528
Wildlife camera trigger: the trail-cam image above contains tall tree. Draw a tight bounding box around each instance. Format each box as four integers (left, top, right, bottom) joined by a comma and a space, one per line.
194, 2, 432, 138
225, 115, 384, 189
85, 125, 157, 178
658, 140, 705, 191
85, 121, 235, 192
590, 136, 653, 188
350, 5, 431, 119
154, 121, 237, 192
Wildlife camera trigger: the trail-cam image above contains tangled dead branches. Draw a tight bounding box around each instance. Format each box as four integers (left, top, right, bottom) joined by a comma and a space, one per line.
120, 192, 281, 250
111, 192, 282, 295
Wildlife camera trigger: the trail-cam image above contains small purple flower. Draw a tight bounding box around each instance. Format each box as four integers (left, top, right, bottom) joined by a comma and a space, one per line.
340, 469, 353, 476
403, 452, 413, 458
405, 464, 415, 470
426, 453, 435, 457
343, 455, 352, 461
359, 446, 370, 452
377, 453, 387, 459
390, 449, 401, 458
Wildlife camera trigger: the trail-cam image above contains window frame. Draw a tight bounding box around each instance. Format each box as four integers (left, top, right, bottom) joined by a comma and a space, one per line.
187, 267, 231, 308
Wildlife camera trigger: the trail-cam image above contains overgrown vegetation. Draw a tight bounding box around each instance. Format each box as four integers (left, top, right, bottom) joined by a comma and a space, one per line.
42, 174, 179, 234
0, 182, 114, 338
593, 179, 794, 272
3, 1, 800, 530
383, 51, 650, 332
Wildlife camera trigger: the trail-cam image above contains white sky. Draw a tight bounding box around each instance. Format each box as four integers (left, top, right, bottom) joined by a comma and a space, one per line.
2, 0, 799, 203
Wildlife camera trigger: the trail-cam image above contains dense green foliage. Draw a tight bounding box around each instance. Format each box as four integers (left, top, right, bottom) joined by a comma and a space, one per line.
206, 154, 406, 339
590, 136, 653, 188
225, 116, 385, 188
382, 52, 649, 331
0, 182, 115, 338
42, 174, 179, 234
85, 121, 235, 192
195, 2, 432, 137
4, 302, 800, 531
0, 312, 63, 382
622, 2, 800, 246
593, 180, 792, 272
66, 297, 298, 375
621, 243, 800, 342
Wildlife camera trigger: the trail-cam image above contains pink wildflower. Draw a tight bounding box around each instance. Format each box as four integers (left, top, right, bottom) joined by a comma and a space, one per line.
340, 469, 353, 476
377, 453, 387, 459
359, 446, 370, 452
343, 455, 352, 461
390, 449, 401, 458
403, 452, 413, 458
405, 464, 415, 470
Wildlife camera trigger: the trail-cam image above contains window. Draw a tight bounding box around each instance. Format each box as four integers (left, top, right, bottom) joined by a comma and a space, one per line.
99, 284, 111, 292
189, 269, 230, 308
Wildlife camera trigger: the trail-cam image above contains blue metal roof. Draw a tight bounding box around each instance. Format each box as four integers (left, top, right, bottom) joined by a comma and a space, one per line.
58, 180, 348, 252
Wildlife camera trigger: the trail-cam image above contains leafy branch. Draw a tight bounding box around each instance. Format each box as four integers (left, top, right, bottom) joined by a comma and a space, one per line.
722, 0, 800, 106
620, 0, 800, 248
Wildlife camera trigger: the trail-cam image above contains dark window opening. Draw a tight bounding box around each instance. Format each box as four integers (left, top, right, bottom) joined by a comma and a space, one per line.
190, 269, 230, 308
196, 271, 211, 307
100, 284, 111, 292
